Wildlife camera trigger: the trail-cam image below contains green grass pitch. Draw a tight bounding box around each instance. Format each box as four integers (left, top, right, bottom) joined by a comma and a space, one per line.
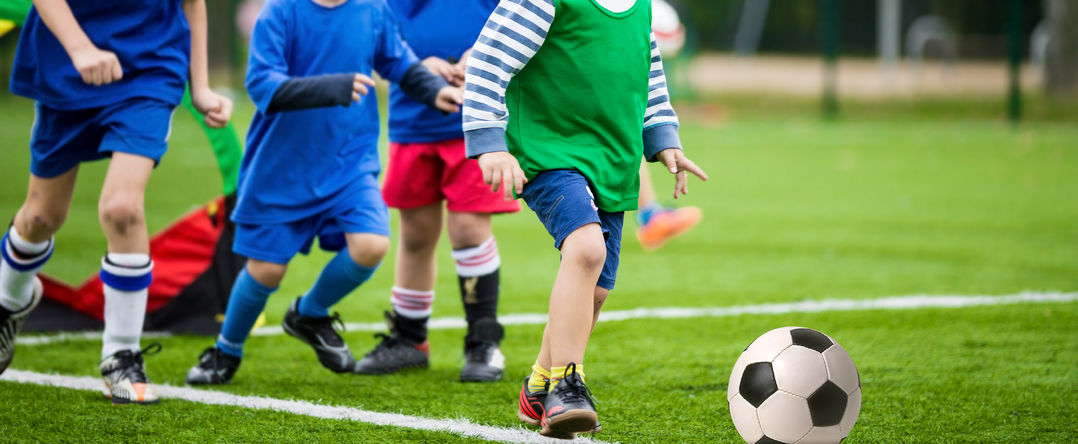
0, 94, 1075, 443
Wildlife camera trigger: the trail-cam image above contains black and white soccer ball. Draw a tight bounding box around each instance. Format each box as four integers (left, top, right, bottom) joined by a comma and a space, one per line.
727, 327, 861, 444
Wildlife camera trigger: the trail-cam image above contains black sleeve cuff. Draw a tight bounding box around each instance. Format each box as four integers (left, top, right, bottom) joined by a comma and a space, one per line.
267, 73, 354, 113
399, 63, 449, 108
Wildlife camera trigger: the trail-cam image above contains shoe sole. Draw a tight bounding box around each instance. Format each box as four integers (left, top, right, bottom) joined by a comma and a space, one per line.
540, 410, 598, 440
460, 369, 503, 382
353, 361, 429, 375
282, 319, 355, 374
518, 409, 540, 427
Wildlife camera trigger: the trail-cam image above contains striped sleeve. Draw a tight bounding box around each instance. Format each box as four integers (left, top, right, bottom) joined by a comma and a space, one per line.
463, 0, 555, 158
642, 33, 682, 161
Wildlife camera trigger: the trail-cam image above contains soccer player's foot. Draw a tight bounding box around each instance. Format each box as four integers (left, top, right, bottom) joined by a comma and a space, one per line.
354, 311, 429, 374
636, 205, 702, 251
100, 343, 161, 405
282, 298, 356, 373
0, 277, 42, 375
186, 347, 241, 385
518, 376, 546, 426
460, 317, 505, 382
540, 363, 598, 439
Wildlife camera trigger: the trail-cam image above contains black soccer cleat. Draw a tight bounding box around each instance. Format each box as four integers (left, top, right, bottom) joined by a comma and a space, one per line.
518, 376, 546, 426
186, 347, 242, 385
0, 278, 42, 375
460, 317, 505, 382
282, 298, 356, 373
354, 311, 429, 375
540, 363, 598, 440
100, 343, 162, 405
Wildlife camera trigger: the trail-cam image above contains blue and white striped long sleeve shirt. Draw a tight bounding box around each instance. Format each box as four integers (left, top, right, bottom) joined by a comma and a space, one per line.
462, 0, 682, 159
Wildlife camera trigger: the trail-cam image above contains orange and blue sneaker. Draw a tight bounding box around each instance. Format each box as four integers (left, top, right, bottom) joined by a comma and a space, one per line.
636, 204, 702, 251
540, 363, 598, 439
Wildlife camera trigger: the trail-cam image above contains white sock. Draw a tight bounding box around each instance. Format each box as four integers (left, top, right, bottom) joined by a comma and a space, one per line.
100, 253, 152, 358
0, 227, 52, 312
391, 286, 434, 319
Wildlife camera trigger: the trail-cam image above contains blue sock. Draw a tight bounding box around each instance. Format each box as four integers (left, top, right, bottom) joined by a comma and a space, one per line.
216, 269, 276, 358
637, 202, 666, 226
298, 251, 378, 318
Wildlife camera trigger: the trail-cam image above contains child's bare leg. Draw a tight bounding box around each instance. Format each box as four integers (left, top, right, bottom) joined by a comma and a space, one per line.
385, 203, 441, 346
395, 203, 443, 291
13, 168, 79, 242
98, 153, 153, 254
548, 223, 606, 368
1, 169, 78, 311
536, 285, 607, 369
97, 153, 155, 359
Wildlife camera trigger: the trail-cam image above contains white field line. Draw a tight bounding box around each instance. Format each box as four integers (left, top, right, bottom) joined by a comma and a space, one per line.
17, 291, 1078, 346
0, 369, 607, 444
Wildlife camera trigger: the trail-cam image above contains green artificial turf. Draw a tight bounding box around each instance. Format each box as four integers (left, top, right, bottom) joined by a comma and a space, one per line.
0, 94, 1076, 442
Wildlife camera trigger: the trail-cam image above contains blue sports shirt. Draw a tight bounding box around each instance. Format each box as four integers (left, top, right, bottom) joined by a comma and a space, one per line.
386, 0, 498, 143
235, 0, 419, 224
10, 0, 190, 110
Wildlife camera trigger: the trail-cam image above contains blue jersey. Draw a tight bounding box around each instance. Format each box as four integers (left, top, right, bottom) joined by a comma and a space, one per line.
10, 0, 190, 110
386, 0, 498, 143
235, 0, 419, 224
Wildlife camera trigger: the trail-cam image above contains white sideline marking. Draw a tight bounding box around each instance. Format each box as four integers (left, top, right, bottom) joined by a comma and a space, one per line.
0, 369, 607, 444
17, 291, 1078, 346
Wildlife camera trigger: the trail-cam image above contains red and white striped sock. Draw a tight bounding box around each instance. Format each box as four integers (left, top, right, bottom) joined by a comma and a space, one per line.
391, 286, 434, 319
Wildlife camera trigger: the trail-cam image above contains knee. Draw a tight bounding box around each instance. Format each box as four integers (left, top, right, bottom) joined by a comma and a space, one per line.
399, 230, 438, 256
567, 237, 607, 272
98, 193, 144, 234
246, 260, 287, 288
349, 235, 389, 267
17, 206, 68, 238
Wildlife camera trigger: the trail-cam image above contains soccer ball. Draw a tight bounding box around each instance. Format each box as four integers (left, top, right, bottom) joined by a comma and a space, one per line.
651, 0, 686, 58
727, 327, 861, 444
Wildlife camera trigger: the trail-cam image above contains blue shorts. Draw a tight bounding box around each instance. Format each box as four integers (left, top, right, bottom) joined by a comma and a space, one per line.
233, 172, 390, 264
29, 98, 176, 178
520, 169, 624, 290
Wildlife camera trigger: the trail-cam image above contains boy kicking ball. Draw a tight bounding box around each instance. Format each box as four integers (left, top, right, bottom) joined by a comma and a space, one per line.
464, 0, 707, 438
0, 0, 231, 404
185, 0, 462, 385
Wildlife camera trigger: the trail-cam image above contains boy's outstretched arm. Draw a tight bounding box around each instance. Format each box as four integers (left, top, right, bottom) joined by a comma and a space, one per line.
641, 33, 707, 198
32, 0, 121, 86
182, 0, 231, 128
463, 0, 556, 197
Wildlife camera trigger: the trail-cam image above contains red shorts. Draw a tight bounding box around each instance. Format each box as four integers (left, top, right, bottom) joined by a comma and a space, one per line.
382, 138, 521, 213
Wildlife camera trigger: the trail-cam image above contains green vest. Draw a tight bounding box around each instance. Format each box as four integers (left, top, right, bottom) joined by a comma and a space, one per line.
506, 0, 652, 212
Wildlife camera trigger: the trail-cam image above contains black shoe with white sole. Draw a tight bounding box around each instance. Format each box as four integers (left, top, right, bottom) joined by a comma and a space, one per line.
282, 298, 355, 373
460, 317, 505, 382
186, 347, 242, 385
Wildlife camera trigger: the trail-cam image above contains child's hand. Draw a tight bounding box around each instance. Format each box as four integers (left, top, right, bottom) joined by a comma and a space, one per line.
656, 148, 708, 199
478, 151, 527, 200
352, 73, 376, 101
191, 88, 233, 129
423, 56, 465, 86
434, 86, 463, 114
71, 45, 123, 86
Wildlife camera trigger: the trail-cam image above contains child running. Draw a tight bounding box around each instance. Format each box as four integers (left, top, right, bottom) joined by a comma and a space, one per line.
185, 0, 462, 384
354, 0, 519, 383
0, 0, 232, 404
463, 0, 707, 438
